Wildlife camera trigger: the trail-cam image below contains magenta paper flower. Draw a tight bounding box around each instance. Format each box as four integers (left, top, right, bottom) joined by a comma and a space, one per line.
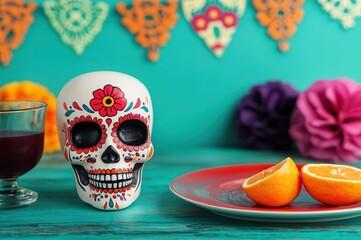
289, 78, 361, 162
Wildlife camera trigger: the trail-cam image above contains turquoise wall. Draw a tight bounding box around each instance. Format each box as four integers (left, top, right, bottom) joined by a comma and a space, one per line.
1, 1, 361, 153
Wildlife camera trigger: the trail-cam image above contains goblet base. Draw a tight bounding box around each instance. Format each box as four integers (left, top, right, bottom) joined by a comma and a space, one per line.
0, 180, 38, 209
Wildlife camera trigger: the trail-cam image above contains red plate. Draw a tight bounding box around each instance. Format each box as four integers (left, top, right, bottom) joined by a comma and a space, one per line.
170, 164, 361, 222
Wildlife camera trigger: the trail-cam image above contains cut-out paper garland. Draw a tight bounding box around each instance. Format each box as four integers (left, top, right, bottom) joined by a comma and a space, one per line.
1, 0, 359, 63
253, 0, 305, 52
43, 0, 109, 55
116, 0, 179, 62
318, 0, 361, 29
0, 0, 37, 66
182, 0, 246, 58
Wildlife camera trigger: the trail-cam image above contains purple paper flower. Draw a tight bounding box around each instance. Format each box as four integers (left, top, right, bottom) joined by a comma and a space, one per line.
289, 78, 361, 162
236, 81, 299, 150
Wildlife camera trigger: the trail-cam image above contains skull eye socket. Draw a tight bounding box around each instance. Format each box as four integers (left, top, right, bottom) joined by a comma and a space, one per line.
117, 119, 148, 146
71, 121, 102, 148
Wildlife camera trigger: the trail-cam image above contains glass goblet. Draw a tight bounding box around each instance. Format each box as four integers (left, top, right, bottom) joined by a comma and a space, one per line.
0, 100, 46, 208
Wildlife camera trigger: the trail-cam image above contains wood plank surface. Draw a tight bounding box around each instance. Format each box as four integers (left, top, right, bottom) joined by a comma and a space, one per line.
1, 148, 361, 239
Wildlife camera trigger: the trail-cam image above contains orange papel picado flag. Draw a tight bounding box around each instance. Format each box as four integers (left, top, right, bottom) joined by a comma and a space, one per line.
253, 0, 304, 52
116, 0, 178, 62
0, 0, 37, 66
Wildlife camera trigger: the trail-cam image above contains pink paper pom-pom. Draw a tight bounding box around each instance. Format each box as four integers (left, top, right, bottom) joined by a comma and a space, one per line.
289, 78, 361, 162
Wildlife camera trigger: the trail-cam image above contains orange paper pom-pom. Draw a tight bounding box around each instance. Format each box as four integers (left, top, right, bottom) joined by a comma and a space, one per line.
0, 81, 60, 154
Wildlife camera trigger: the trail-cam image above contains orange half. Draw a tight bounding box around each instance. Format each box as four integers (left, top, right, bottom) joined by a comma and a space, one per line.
242, 157, 302, 207
302, 164, 361, 206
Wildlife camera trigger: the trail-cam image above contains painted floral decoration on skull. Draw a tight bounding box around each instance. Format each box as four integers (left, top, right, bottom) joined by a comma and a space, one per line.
90, 84, 127, 117
56, 71, 154, 210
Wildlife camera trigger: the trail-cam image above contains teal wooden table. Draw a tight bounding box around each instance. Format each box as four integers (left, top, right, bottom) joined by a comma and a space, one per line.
1, 148, 361, 239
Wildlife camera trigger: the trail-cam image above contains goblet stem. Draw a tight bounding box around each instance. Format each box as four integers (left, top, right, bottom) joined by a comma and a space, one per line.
0, 179, 18, 192
0, 179, 38, 209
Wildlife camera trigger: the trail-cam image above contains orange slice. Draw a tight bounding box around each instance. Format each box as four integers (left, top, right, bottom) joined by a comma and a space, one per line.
302, 164, 361, 206
242, 157, 301, 207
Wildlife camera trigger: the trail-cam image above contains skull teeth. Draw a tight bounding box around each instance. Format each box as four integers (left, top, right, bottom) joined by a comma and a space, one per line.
87, 168, 133, 193
88, 173, 133, 182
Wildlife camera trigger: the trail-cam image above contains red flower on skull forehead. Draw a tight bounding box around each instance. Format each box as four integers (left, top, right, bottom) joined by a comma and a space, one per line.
66, 115, 107, 154
90, 84, 127, 117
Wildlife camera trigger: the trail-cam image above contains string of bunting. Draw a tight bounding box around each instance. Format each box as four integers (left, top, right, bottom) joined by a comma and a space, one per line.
1, 0, 361, 66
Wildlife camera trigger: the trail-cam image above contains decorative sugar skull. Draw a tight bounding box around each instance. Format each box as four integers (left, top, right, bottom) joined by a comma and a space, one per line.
56, 71, 154, 210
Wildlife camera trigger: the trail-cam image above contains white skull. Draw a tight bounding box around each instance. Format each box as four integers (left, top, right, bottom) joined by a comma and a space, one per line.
56, 71, 154, 210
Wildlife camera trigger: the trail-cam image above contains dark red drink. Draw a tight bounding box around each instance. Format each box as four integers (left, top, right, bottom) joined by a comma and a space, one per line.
0, 131, 44, 179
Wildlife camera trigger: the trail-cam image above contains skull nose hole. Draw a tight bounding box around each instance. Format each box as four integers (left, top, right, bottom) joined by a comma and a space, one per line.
101, 146, 120, 163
